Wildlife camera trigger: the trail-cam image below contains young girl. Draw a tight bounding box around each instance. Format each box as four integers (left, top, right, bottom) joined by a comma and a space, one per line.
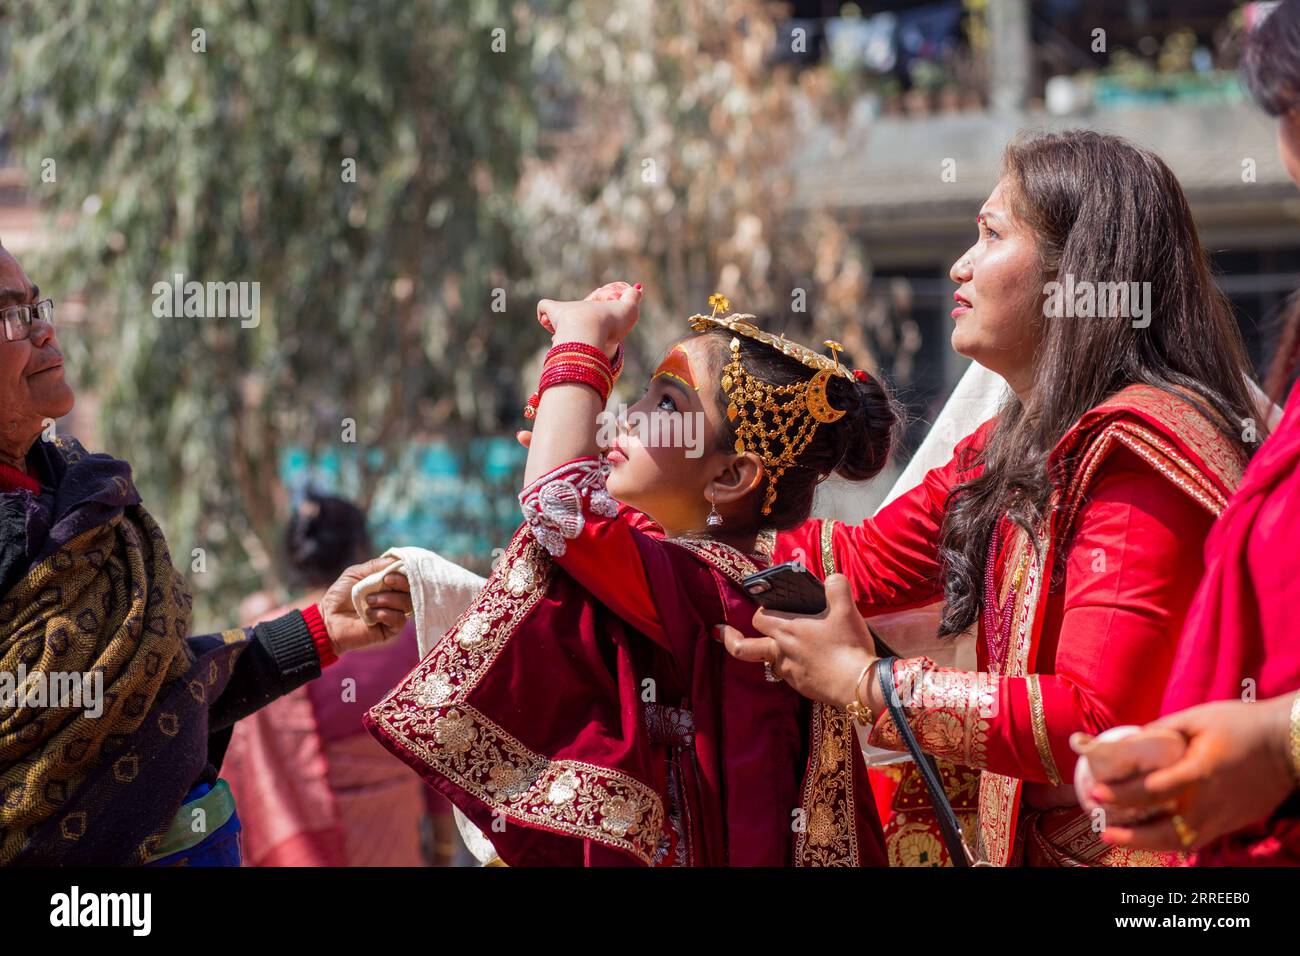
366, 284, 897, 865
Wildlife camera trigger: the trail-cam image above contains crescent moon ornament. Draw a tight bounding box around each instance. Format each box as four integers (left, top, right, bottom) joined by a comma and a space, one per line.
806, 368, 846, 424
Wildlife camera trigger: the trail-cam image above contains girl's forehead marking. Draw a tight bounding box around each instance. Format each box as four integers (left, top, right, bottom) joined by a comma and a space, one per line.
652, 343, 699, 391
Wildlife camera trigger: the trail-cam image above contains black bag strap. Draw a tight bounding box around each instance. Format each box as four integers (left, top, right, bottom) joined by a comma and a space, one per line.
875, 650, 974, 867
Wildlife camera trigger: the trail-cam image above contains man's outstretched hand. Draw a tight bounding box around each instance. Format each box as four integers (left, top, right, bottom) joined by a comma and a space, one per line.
319, 558, 413, 655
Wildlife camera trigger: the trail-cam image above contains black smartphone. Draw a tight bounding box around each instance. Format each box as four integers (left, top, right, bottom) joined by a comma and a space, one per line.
742, 561, 827, 614
741, 561, 900, 657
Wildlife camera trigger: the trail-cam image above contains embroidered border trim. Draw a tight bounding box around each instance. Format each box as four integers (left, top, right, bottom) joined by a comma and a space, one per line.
370, 703, 664, 863
789, 515, 860, 867
819, 519, 837, 580
662, 536, 765, 585
368, 530, 666, 864
518, 456, 619, 557
1088, 385, 1246, 495
794, 703, 861, 866
1026, 674, 1062, 786
979, 525, 1046, 866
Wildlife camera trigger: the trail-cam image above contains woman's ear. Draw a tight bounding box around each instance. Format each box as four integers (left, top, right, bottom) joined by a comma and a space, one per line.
709, 453, 764, 508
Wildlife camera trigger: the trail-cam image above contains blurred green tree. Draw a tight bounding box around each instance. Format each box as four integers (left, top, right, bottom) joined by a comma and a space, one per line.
0, 0, 539, 623
0, 0, 906, 625
516, 0, 904, 389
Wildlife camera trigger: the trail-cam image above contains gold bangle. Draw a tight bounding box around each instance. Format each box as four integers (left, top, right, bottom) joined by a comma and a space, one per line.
1287, 693, 1300, 785
845, 662, 876, 726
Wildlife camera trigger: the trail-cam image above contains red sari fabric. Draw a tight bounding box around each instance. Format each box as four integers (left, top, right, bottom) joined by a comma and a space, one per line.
1160, 380, 1300, 865
774, 385, 1244, 865
366, 457, 885, 866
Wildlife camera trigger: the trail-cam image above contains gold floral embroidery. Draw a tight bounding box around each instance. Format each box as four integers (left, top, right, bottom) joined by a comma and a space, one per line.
1026, 674, 1062, 786
868, 657, 996, 769
372, 702, 665, 863
794, 703, 860, 866
888, 820, 950, 867
392, 533, 550, 709
788, 516, 861, 867
368, 530, 667, 864
891, 758, 979, 811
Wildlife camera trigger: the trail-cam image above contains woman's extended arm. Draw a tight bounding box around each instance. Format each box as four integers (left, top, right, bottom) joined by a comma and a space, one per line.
772, 417, 994, 616
727, 446, 1216, 787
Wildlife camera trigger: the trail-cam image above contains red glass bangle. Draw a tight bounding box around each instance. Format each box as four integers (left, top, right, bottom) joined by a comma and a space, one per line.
544, 341, 622, 378
524, 342, 622, 419
545, 340, 610, 363
543, 361, 614, 394
539, 363, 612, 396
524, 363, 612, 418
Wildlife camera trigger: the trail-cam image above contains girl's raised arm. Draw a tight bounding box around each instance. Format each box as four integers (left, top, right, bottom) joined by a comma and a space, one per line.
522, 285, 641, 487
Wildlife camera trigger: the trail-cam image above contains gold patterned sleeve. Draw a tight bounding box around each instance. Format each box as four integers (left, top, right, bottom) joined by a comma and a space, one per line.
867, 657, 998, 769
866, 657, 1069, 785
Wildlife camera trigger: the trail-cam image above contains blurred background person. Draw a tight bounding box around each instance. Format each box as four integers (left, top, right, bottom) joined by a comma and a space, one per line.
222, 491, 460, 866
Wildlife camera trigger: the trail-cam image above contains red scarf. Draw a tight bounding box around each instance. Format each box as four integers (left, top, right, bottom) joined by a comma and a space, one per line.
0, 460, 41, 494
1161, 380, 1300, 864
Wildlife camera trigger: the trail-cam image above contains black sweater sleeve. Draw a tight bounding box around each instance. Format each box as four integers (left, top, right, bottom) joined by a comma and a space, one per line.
205, 609, 323, 732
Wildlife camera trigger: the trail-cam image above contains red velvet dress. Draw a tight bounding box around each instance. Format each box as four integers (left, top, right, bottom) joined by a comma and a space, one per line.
1160, 379, 1300, 865
366, 456, 885, 866
774, 385, 1245, 865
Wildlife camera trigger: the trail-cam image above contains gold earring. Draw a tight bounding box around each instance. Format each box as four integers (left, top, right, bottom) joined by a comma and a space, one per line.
706, 487, 723, 528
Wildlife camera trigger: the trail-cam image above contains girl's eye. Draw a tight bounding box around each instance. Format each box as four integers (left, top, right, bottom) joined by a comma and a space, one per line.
657, 392, 677, 412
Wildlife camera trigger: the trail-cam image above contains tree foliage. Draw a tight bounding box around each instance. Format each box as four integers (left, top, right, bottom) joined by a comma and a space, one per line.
0, 0, 906, 625
1, 0, 538, 622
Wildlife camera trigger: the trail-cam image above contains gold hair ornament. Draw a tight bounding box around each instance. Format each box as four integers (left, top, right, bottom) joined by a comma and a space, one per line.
689, 296, 855, 515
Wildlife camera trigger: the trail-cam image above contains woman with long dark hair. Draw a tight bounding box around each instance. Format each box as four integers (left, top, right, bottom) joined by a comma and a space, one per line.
721, 128, 1261, 866
1080, 0, 1300, 865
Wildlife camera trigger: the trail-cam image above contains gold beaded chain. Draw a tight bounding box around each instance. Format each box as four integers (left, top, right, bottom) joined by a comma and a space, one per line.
692, 294, 856, 517
723, 336, 823, 515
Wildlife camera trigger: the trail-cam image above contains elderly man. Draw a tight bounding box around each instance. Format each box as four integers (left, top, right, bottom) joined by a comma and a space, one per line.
0, 243, 412, 865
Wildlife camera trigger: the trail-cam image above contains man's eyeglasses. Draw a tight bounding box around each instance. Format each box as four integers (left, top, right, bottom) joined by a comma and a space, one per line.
1, 299, 55, 342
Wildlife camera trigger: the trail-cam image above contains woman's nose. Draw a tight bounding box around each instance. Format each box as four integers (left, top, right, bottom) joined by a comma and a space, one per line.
949, 251, 974, 283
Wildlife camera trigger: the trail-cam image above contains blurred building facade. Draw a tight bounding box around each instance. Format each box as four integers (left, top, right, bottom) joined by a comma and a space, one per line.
782, 0, 1295, 445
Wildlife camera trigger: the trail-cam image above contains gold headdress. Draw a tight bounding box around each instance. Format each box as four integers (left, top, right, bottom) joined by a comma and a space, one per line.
689, 294, 856, 516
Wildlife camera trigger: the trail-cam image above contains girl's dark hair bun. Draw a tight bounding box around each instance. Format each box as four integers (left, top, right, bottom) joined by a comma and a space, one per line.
828, 370, 899, 483
285, 490, 373, 588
